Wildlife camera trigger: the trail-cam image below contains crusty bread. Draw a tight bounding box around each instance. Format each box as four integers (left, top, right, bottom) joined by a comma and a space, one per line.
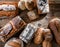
49, 18, 60, 45
0, 1, 19, 18
34, 28, 44, 44
4, 38, 23, 47
0, 16, 26, 42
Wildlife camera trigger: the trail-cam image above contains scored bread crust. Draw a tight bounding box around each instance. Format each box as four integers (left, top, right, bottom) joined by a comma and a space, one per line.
49, 18, 60, 45
0, 1, 18, 18
0, 16, 26, 42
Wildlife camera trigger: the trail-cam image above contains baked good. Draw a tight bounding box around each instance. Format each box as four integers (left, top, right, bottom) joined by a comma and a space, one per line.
27, 10, 38, 21
43, 29, 52, 41
36, 0, 49, 14
42, 29, 52, 47
0, 16, 26, 42
25, 0, 35, 10
34, 28, 52, 45
48, 18, 60, 45
18, 0, 35, 10
4, 38, 23, 47
19, 23, 37, 43
42, 40, 52, 47
34, 28, 44, 44
0, 1, 19, 18
18, 0, 26, 10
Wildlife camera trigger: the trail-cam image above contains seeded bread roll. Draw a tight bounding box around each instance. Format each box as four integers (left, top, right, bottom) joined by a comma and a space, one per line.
4, 38, 23, 47
34, 28, 44, 44
0, 16, 26, 42
0, 1, 19, 18
49, 18, 60, 45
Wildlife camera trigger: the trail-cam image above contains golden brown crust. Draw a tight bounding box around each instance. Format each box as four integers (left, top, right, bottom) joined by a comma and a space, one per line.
4, 38, 23, 47
34, 28, 44, 44
0, 1, 18, 17
42, 40, 52, 47
0, 11, 18, 17
8, 42, 21, 47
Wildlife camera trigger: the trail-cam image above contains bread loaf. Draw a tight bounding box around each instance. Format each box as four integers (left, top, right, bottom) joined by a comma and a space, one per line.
0, 16, 26, 42
36, 0, 49, 14
19, 23, 37, 43
49, 18, 60, 45
0, 1, 19, 18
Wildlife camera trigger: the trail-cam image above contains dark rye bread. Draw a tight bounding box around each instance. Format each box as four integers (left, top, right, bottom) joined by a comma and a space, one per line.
49, 18, 60, 45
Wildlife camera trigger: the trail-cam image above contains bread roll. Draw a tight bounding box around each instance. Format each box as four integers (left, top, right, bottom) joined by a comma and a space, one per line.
18, 0, 26, 10
4, 38, 23, 47
34, 28, 44, 44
